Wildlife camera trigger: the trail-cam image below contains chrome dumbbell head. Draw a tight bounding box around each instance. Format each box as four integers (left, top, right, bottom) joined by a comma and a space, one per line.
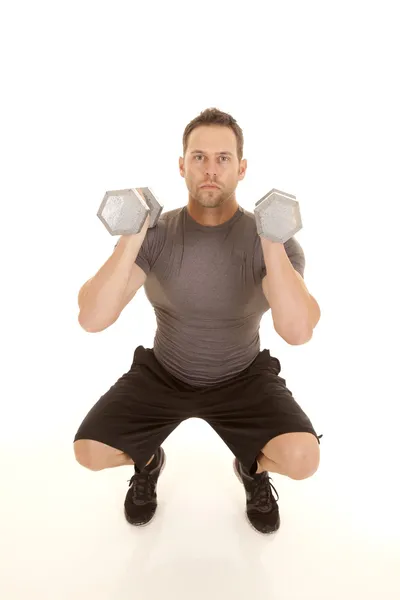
97, 188, 163, 236
254, 188, 302, 244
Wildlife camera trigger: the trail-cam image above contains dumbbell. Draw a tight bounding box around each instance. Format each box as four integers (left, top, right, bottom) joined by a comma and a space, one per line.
97, 187, 164, 236
254, 188, 302, 244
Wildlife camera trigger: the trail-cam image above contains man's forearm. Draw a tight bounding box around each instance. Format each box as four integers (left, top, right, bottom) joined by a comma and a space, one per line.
261, 239, 320, 343
78, 230, 147, 331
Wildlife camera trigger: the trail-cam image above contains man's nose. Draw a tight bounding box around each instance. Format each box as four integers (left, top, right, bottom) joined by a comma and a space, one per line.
204, 161, 218, 176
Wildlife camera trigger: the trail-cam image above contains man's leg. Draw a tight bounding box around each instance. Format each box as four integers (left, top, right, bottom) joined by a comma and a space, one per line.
259, 432, 320, 480
255, 451, 287, 475
74, 439, 154, 472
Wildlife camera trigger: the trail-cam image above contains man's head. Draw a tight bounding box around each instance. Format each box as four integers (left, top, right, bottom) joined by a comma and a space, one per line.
179, 108, 247, 209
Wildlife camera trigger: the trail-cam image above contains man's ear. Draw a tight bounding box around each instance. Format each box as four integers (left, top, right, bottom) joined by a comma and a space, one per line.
179, 156, 185, 177
239, 158, 247, 180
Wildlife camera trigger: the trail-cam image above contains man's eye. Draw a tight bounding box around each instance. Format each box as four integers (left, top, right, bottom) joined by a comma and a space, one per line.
193, 155, 229, 161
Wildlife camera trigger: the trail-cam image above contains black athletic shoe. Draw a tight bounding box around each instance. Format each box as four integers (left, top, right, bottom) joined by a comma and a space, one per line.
233, 458, 280, 534
124, 447, 166, 526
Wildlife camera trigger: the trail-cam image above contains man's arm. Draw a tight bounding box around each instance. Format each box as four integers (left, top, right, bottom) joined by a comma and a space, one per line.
78, 217, 150, 332
260, 238, 321, 345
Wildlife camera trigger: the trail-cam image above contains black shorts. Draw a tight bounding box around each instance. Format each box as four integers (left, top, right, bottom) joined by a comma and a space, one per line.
74, 345, 321, 472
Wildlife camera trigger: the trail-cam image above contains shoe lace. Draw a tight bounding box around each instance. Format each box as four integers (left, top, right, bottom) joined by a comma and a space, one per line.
127, 473, 156, 504
251, 472, 279, 510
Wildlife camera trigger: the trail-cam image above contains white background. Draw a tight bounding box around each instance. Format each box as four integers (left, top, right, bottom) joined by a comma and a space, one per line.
1, 1, 399, 598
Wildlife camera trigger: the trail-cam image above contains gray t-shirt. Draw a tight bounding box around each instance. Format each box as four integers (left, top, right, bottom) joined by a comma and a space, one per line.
133, 205, 305, 388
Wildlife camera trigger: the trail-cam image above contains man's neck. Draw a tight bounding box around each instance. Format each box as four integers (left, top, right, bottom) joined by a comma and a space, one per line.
187, 197, 239, 226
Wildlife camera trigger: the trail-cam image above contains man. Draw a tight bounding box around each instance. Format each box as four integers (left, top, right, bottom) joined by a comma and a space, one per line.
75, 108, 322, 535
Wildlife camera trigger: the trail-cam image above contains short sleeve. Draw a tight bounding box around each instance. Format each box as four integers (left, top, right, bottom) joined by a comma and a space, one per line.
113, 225, 161, 276
284, 237, 305, 277
134, 236, 152, 275
256, 235, 306, 281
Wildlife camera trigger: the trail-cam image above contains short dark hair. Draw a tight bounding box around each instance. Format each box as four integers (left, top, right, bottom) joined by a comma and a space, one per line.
182, 107, 244, 162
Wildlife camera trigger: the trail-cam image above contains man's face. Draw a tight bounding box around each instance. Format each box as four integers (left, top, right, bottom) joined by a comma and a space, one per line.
179, 125, 247, 207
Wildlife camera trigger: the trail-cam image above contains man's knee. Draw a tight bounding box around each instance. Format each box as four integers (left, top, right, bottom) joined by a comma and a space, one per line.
286, 446, 320, 480
74, 439, 104, 471
262, 432, 320, 480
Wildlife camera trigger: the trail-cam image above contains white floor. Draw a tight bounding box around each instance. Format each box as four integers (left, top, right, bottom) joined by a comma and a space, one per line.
2, 412, 399, 599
